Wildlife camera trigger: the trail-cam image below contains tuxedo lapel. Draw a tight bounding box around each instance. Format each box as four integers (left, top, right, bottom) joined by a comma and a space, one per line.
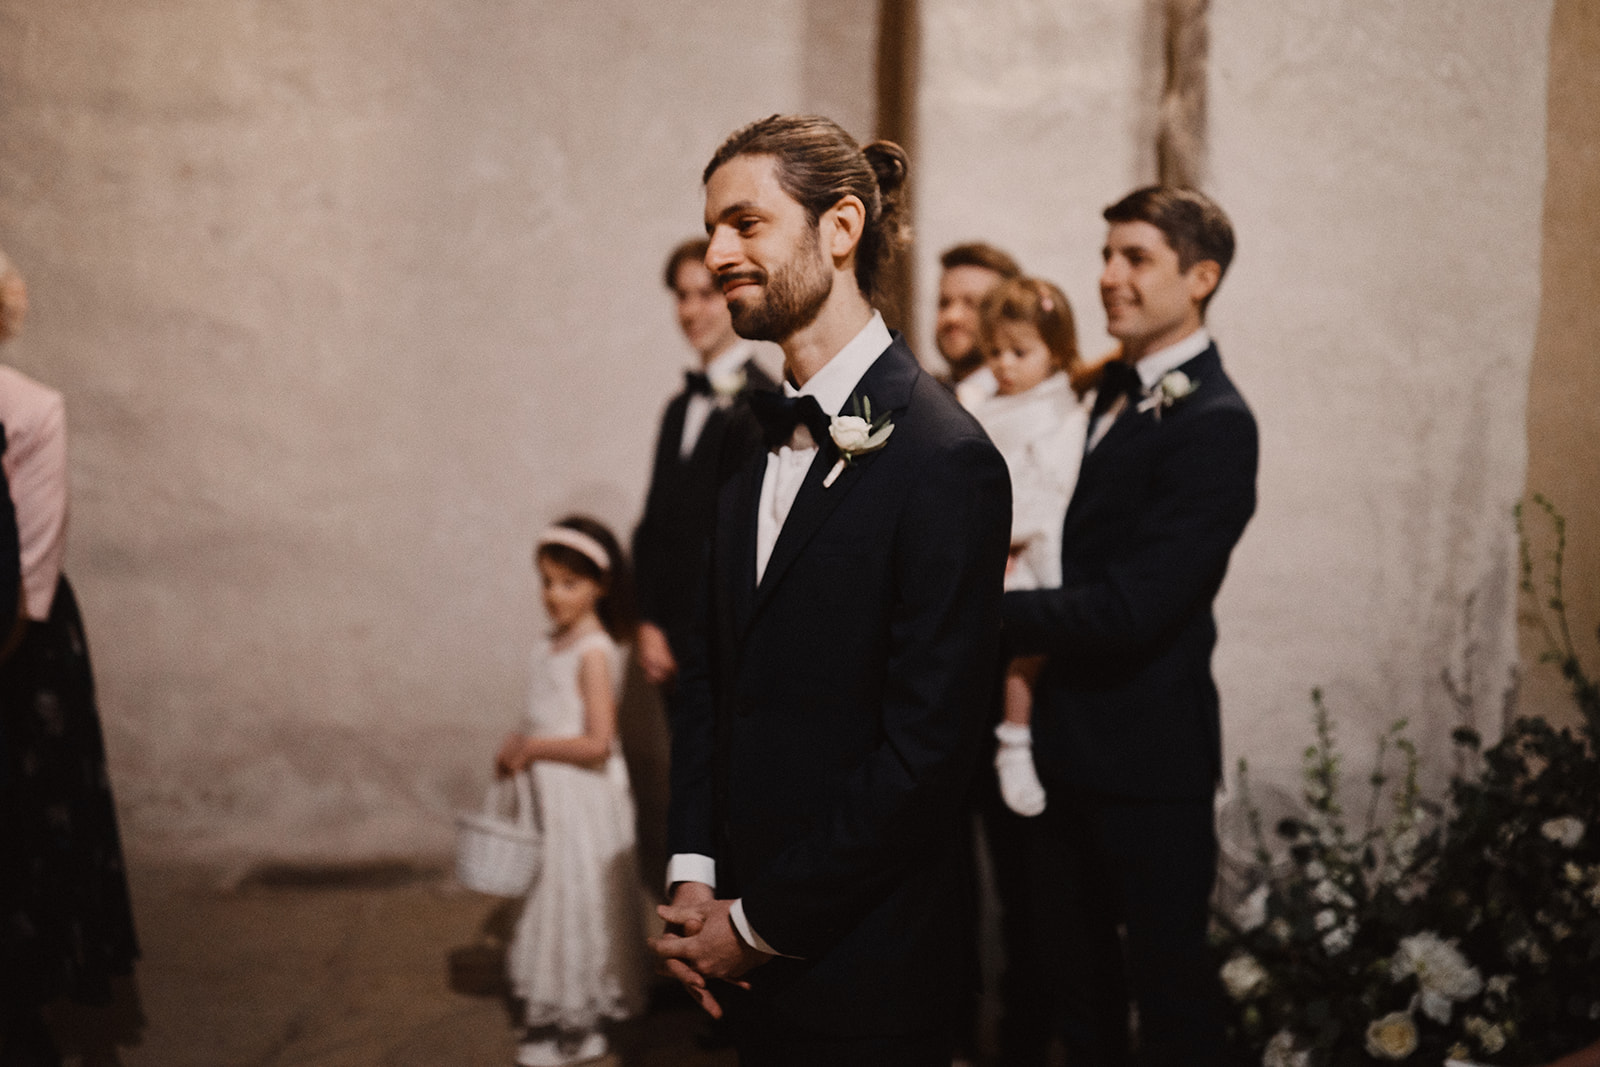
752, 337, 919, 613
728, 449, 766, 637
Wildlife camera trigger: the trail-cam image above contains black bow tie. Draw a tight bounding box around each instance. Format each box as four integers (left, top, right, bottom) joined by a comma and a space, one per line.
685, 370, 713, 397
748, 390, 830, 450
1094, 360, 1143, 417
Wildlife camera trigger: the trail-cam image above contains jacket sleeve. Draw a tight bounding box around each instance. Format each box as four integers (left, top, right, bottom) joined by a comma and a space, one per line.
741, 431, 1011, 956
1003, 399, 1258, 659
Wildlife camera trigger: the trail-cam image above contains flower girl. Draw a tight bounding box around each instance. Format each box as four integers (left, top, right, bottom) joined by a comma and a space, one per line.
969, 277, 1099, 816
494, 516, 648, 1066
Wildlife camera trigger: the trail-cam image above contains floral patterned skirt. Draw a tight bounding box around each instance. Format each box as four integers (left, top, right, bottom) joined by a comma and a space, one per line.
0, 576, 139, 1006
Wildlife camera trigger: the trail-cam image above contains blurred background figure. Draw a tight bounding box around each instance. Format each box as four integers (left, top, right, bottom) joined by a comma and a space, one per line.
632, 238, 776, 704
932, 242, 1020, 410
0, 247, 140, 1067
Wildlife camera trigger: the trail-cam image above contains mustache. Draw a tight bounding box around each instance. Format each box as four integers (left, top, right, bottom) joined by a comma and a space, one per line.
717, 269, 766, 293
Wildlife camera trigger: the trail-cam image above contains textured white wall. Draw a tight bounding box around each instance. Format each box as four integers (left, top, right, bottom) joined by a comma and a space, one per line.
1206, 0, 1553, 816
0, 0, 1558, 863
913, 0, 1155, 364
0, 0, 839, 861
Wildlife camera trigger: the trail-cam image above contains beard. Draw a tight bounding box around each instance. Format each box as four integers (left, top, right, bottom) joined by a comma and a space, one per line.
724, 229, 833, 343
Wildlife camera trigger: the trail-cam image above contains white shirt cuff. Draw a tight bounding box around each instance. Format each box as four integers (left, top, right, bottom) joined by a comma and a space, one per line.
666, 853, 717, 895
730, 898, 792, 957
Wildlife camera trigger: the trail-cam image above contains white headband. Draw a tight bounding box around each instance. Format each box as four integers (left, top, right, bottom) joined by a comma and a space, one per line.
537, 526, 611, 573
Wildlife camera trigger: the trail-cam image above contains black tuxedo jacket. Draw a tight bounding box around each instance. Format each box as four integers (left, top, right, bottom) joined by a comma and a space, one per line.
1004, 342, 1257, 801
633, 358, 776, 654
667, 336, 1011, 1036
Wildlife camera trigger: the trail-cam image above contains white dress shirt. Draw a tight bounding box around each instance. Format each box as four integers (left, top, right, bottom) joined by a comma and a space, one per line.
668, 311, 894, 956
679, 340, 760, 459
0, 365, 67, 621
1085, 327, 1211, 453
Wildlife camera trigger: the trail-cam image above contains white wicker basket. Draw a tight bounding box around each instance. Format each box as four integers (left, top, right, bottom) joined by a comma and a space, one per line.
455, 773, 542, 897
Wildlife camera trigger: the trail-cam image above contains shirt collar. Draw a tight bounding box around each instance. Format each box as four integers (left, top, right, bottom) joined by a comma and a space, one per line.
783, 311, 893, 417
1134, 327, 1211, 389
701, 339, 756, 380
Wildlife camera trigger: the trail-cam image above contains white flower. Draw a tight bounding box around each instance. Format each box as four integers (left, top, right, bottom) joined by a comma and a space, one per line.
1135, 370, 1199, 418
1220, 954, 1269, 1001
1565, 862, 1585, 885
1322, 925, 1354, 955
1543, 816, 1586, 848
709, 366, 747, 400
1419, 989, 1453, 1025
824, 400, 894, 488
1315, 908, 1339, 931
1262, 1030, 1310, 1067
1465, 1015, 1507, 1055
1485, 974, 1513, 999
1234, 885, 1269, 932
1269, 918, 1293, 943
1313, 879, 1341, 905
1391, 932, 1483, 1010
1365, 1012, 1419, 1060
1304, 860, 1328, 880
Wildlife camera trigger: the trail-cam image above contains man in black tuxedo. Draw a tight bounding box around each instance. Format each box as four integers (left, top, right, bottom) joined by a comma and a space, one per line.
649, 114, 1011, 1066
1002, 186, 1257, 1067
633, 238, 775, 695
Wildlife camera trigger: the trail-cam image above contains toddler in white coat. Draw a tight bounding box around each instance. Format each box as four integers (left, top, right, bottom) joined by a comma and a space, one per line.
967, 277, 1099, 816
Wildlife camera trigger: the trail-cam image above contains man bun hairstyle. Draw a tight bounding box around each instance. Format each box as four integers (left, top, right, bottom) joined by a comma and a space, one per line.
1103, 186, 1235, 313
663, 238, 711, 290
704, 114, 911, 301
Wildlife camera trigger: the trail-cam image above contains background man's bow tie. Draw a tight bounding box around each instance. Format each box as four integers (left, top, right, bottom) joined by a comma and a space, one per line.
684, 370, 713, 397
1094, 360, 1144, 417
749, 390, 830, 451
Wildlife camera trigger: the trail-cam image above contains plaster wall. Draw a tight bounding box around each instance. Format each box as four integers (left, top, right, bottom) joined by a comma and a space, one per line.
0, 0, 880, 862
912, 0, 1156, 366
1206, 0, 1552, 822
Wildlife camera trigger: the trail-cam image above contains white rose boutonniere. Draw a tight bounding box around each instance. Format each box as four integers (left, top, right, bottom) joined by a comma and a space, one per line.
1136, 369, 1199, 419
709, 366, 747, 405
825, 394, 894, 488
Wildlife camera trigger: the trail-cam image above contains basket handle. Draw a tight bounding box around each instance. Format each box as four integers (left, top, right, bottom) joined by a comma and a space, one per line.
484, 772, 538, 832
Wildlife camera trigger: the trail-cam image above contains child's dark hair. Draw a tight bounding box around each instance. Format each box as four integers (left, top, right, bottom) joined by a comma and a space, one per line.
535, 515, 636, 640
978, 276, 1100, 398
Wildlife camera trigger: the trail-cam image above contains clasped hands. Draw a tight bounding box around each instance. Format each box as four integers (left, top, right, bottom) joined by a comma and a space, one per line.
648, 881, 772, 1018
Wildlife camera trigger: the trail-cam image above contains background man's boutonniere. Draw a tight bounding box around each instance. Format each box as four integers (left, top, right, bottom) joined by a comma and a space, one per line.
709, 366, 746, 406
825, 394, 894, 487
1136, 370, 1198, 420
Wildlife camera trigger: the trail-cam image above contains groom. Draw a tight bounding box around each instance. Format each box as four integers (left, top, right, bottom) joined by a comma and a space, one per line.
1003, 186, 1258, 1066
649, 114, 1011, 1065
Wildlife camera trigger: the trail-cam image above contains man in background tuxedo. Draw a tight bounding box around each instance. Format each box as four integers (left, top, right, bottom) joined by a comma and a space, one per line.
934, 242, 1019, 409
1002, 187, 1257, 1066
633, 238, 775, 695
649, 114, 1011, 1066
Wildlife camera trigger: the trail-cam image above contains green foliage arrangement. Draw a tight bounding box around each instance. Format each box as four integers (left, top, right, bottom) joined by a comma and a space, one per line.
1214, 497, 1600, 1066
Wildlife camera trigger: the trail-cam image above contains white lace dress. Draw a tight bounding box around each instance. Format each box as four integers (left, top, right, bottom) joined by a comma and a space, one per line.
506, 628, 649, 1030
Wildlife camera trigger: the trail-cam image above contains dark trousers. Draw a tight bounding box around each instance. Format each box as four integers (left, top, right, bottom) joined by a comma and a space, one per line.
723, 984, 952, 1067
977, 774, 1052, 1066
1030, 793, 1225, 1067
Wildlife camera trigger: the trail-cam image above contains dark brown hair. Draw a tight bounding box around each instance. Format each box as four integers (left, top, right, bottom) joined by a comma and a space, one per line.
939, 242, 1021, 279
535, 515, 636, 640
1103, 186, 1235, 313
979, 276, 1099, 398
703, 114, 910, 301
663, 238, 710, 290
